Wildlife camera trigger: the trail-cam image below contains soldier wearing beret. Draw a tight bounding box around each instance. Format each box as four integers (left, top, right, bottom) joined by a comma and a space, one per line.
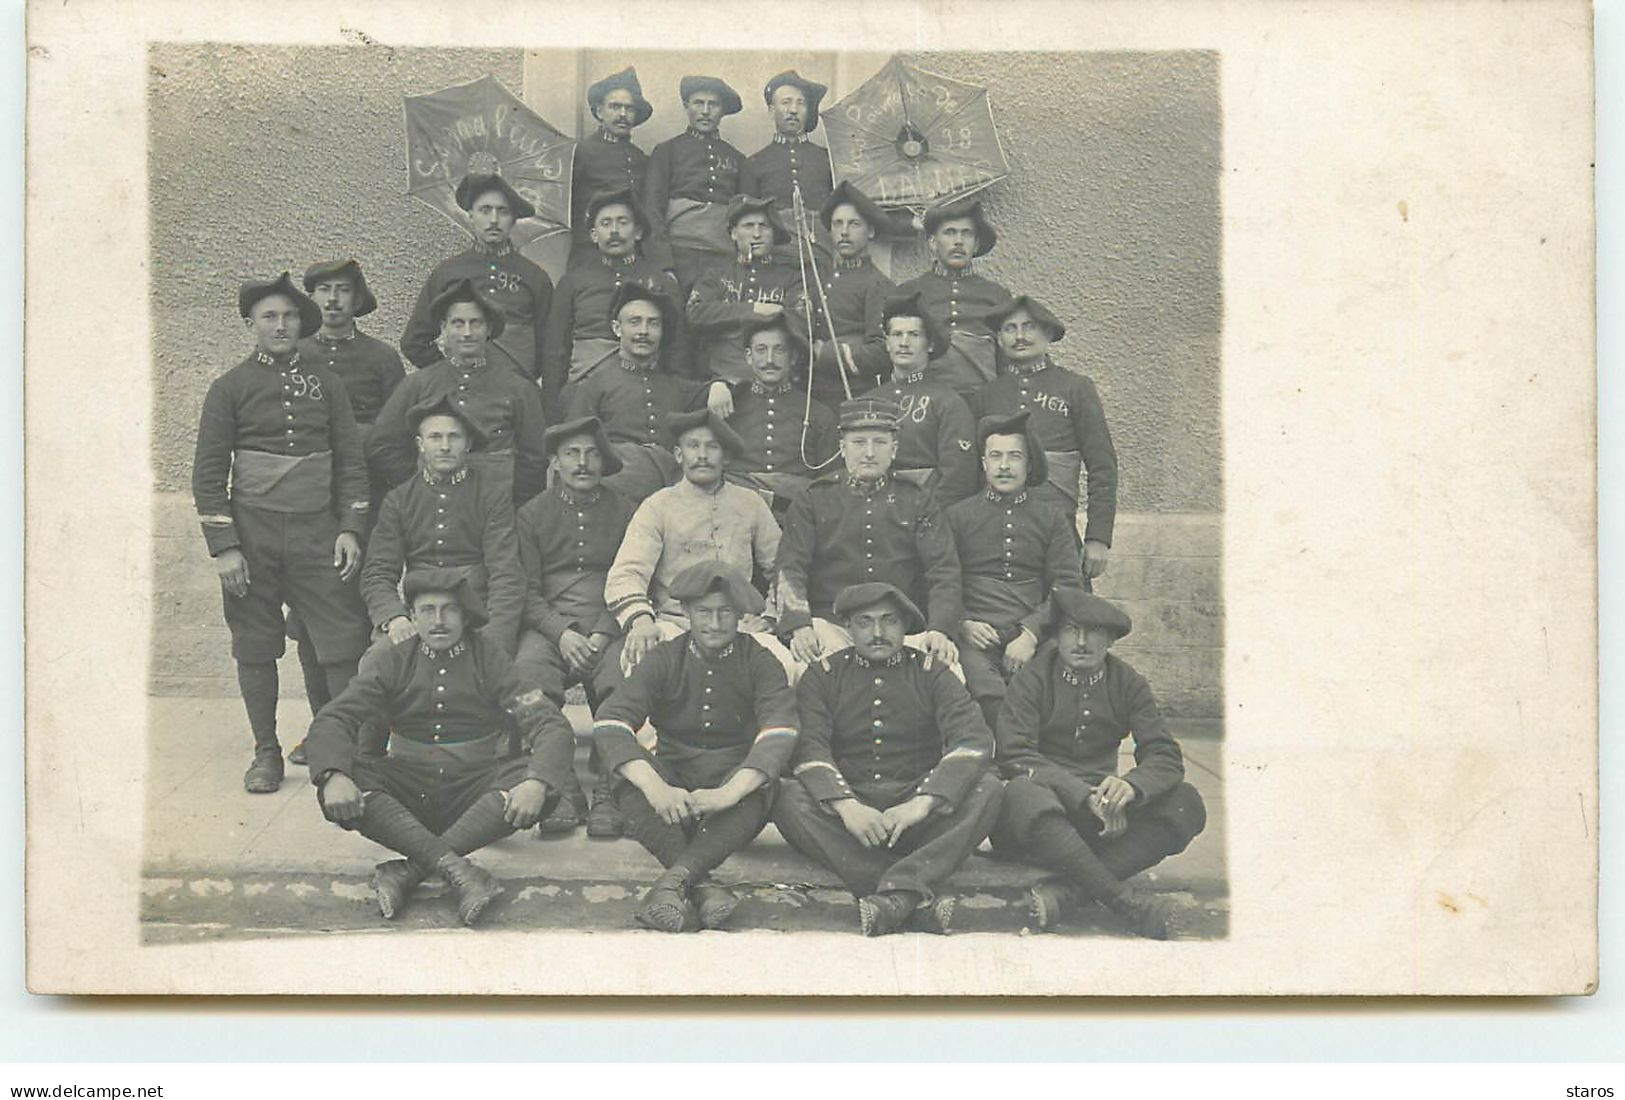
776, 396, 964, 673
592, 562, 799, 931
974, 295, 1118, 582
870, 292, 980, 507
567, 67, 655, 272
192, 273, 373, 793
722, 312, 839, 509
946, 411, 1086, 729
805, 181, 899, 410
369, 278, 552, 506
603, 409, 795, 683
774, 583, 1003, 936
542, 187, 685, 413
307, 569, 577, 928
512, 415, 637, 837
990, 589, 1206, 938
644, 75, 747, 294
739, 70, 835, 266
565, 283, 730, 504
400, 173, 555, 384
894, 198, 1013, 398
685, 194, 806, 385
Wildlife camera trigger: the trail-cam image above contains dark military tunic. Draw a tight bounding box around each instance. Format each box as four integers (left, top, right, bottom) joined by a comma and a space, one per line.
726, 380, 838, 480
789, 647, 992, 811
541, 252, 683, 410
894, 262, 1013, 396
593, 634, 799, 790
946, 488, 1085, 636
776, 473, 963, 634
400, 243, 555, 382
644, 128, 746, 215
686, 257, 805, 383
516, 483, 635, 644
360, 466, 525, 653
565, 355, 713, 448
569, 128, 650, 248
807, 254, 894, 409
972, 356, 1119, 546
367, 355, 551, 505
871, 366, 979, 505
296, 329, 405, 430
739, 133, 834, 216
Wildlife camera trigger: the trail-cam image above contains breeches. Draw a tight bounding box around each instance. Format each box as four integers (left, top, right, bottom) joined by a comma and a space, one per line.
221, 505, 370, 663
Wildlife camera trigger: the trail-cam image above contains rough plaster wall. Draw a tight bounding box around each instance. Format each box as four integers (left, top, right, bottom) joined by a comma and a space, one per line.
892, 51, 1222, 514
148, 45, 524, 491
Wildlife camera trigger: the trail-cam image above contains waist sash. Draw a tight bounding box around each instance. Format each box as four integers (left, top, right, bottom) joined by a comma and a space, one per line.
1043, 449, 1083, 506
666, 198, 732, 255
388, 729, 508, 766
566, 337, 621, 386
231, 449, 332, 514
936, 330, 998, 394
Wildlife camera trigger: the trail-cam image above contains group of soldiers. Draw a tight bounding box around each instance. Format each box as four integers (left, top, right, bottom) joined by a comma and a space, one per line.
190, 65, 1207, 939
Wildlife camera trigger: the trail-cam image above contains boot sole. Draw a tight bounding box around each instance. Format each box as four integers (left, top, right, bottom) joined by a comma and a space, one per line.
585, 820, 625, 839
636, 900, 691, 933
459, 887, 504, 927
1027, 886, 1061, 931
694, 888, 740, 930
858, 895, 908, 937
916, 896, 955, 935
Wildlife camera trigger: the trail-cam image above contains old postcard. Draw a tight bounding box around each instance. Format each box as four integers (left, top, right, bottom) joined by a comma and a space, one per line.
23, 0, 1596, 995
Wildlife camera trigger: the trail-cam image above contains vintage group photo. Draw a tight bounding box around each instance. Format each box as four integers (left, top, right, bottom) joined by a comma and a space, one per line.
142, 44, 1225, 950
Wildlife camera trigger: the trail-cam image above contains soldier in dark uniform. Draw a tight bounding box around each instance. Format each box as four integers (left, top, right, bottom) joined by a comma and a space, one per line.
307, 568, 576, 927
723, 313, 839, 512
893, 198, 1013, 398
592, 561, 799, 932
513, 416, 638, 838
774, 582, 1003, 936
542, 187, 684, 412
739, 69, 834, 267
990, 589, 1206, 939
806, 181, 898, 410
686, 194, 805, 384
870, 291, 979, 506
567, 67, 654, 272
644, 75, 746, 294
192, 273, 372, 793
287, 258, 406, 727
400, 174, 554, 384
776, 396, 963, 673
946, 411, 1085, 729
566, 283, 728, 505
370, 278, 551, 506
975, 295, 1118, 583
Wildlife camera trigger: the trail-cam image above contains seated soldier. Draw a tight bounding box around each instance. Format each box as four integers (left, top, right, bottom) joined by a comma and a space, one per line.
591, 561, 799, 932
566, 283, 729, 505
722, 312, 839, 514
513, 415, 638, 837
306, 569, 576, 927
370, 278, 551, 505
870, 291, 979, 507
776, 396, 963, 673
893, 198, 1013, 398
604, 408, 795, 681
774, 583, 1004, 936
990, 588, 1207, 939
685, 194, 805, 384
947, 411, 1086, 729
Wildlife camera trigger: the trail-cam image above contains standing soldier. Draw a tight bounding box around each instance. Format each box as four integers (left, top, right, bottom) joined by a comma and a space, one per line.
644, 75, 746, 294
894, 198, 1013, 398
401, 173, 554, 385
975, 296, 1118, 583
686, 194, 804, 384
542, 187, 683, 413
192, 273, 372, 793
739, 70, 834, 266
990, 589, 1207, 938
591, 562, 799, 932
774, 582, 1003, 936
869, 292, 979, 506
567, 67, 654, 272
369, 279, 551, 506
946, 411, 1085, 730
806, 181, 898, 410
723, 313, 839, 512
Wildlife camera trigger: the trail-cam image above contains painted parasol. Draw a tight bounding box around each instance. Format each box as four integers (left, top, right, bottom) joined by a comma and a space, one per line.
404, 74, 576, 248
820, 57, 1010, 213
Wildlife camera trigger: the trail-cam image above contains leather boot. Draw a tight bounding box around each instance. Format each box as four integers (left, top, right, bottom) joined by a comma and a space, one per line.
1027, 876, 1086, 931
586, 770, 625, 839
857, 890, 917, 937
692, 881, 740, 930
1106, 887, 1193, 940
243, 750, 284, 794
907, 895, 956, 936
373, 859, 426, 920
287, 741, 309, 766
636, 867, 697, 933
436, 853, 504, 927
536, 793, 587, 837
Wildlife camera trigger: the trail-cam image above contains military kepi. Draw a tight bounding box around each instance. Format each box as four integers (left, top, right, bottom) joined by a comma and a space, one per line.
455, 172, 537, 221
976, 410, 1049, 486
302, 259, 379, 318
401, 567, 491, 630
763, 69, 828, 132
429, 277, 507, 339
1049, 587, 1132, 639
679, 75, 743, 116
668, 560, 766, 615
542, 415, 624, 477
984, 294, 1066, 342
833, 582, 926, 634
406, 393, 488, 450
238, 272, 323, 339
838, 395, 903, 432
587, 66, 653, 126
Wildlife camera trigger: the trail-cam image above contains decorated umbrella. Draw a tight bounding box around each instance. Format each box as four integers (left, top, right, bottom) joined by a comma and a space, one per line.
820, 57, 1011, 213
404, 74, 575, 249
